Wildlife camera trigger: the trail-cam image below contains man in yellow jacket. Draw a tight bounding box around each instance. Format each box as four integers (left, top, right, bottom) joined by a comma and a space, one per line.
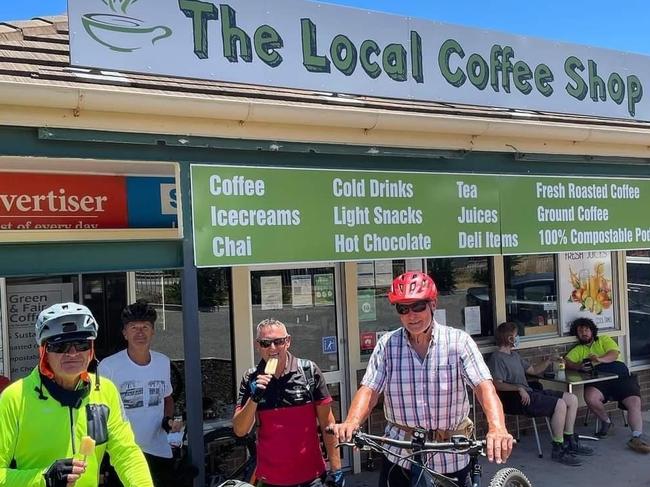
0, 302, 153, 486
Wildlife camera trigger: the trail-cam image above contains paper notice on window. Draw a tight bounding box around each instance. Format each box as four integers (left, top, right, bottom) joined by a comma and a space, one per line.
357, 261, 375, 288
464, 306, 482, 335
374, 260, 393, 287
7, 283, 73, 380
433, 308, 446, 326
314, 273, 334, 306
291, 275, 313, 307
358, 289, 376, 322
261, 275, 283, 310
405, 259, 423, 271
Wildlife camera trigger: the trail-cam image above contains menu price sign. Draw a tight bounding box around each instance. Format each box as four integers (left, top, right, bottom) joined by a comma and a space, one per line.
500, 177, 650, 254
191, 166, 650, 267
191, 165, 501, 266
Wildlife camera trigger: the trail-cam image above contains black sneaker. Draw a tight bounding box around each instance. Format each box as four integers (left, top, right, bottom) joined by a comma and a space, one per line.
595, 421, 612, 438
565, 434, 595, 456
551, 442, 582, 466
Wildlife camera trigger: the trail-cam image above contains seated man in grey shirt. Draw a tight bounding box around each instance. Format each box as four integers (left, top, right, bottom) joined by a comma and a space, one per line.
488, 322, 593, 466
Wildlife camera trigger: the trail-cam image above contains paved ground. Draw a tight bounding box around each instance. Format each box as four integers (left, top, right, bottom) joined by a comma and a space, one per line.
346, 411, 650, 487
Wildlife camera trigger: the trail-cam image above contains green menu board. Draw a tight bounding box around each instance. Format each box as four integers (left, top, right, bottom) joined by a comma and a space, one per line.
190, 165, 650, 267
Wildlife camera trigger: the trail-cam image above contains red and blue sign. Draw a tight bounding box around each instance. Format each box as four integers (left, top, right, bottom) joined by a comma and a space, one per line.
0, 172, 177, 231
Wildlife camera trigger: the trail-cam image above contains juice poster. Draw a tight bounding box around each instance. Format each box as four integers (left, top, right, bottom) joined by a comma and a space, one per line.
558, 251, 614, 333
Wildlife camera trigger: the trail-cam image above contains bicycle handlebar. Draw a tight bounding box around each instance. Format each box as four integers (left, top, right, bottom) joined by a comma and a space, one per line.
338, 431, 486, 453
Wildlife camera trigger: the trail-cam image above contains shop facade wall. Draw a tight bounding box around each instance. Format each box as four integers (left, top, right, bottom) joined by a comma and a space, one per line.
5, 124, 650, 472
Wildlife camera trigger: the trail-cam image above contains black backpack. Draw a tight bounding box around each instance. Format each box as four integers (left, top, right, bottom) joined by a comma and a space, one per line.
297, 358, 316, 401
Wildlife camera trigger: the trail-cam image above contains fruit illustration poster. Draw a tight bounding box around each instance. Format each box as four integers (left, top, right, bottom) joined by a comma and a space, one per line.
558, 251, 615, 333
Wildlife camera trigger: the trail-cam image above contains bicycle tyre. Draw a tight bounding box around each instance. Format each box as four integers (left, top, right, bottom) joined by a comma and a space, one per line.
205, 427, 256, 485
488, 467, 533, 487
217, 481, 256, 487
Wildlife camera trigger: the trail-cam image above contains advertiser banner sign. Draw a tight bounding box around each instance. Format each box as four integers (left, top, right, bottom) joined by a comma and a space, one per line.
190, 165, 650, 267
69, 0, 648, 121
0, 172, 177, 232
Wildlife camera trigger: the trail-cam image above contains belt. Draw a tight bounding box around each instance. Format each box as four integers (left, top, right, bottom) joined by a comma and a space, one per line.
389, 417, 474, 442
258, 472, 326, 487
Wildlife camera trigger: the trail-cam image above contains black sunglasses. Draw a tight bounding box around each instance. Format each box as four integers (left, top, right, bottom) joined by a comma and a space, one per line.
257, 337, 289, 348
46, 339, 92, 354
395, 301, 429, 315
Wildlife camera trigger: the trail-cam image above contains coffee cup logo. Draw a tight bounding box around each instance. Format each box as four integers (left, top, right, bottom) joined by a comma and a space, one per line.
82, 0, 172, 52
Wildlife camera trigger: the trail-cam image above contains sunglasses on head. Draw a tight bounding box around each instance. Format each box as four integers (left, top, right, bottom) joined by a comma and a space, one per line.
395, 301, 429, 315
45, 339, 92, 354
256, 336, 289, 348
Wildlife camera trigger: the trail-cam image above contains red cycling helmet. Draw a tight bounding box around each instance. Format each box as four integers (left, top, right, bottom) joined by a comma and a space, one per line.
388, 271, 438, 304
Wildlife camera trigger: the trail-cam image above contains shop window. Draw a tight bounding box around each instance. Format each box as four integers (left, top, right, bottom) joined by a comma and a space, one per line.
357, 259, 416, 358
427, 257, 494, 340
5, 275, 79, 380
250, 266, 340, 372
504, 254, 558, 339
134, 268, 234, 420
626, 250, 650, 363
82, 273, 127, 358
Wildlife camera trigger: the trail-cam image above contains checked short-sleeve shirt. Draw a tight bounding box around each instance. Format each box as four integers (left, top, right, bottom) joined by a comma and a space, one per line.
361, 322, 492, 474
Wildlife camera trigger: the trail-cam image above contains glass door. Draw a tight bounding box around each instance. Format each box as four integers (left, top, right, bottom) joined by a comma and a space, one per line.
250, 263, 349, 467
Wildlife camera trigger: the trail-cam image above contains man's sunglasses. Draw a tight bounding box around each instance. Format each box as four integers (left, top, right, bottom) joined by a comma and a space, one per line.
46, 340, 92, 354
395, 301, 429, 315
256, 337, 289, 348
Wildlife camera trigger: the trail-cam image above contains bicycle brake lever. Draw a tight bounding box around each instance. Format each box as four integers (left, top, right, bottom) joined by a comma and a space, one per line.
337, 441, 371, 451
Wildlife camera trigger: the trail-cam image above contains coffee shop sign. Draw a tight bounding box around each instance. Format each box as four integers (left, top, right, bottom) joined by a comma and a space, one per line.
68, 0, 649, 121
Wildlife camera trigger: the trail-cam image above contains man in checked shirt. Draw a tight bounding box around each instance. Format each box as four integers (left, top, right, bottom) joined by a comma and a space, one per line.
332, 271, 513, 487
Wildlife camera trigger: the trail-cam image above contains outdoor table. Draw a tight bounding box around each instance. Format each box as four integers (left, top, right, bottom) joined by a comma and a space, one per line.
534, 370, 619, 442
537, 370, 619, 394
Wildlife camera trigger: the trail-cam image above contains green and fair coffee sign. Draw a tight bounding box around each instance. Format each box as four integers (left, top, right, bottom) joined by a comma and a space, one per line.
190, 165, 650, 267
69, 0, 649, 121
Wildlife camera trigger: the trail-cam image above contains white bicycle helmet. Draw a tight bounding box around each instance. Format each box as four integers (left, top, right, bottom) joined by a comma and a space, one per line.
35, 302, 99, 346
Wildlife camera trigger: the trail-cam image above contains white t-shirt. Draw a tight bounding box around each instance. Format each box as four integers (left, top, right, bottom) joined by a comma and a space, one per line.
98, 349, 173, 458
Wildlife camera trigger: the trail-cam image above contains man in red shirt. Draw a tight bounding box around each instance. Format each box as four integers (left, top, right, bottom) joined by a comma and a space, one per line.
233, 319, 342, 487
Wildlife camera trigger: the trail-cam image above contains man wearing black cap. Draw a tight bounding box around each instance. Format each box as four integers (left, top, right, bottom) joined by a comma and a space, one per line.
99, 300, 181, 486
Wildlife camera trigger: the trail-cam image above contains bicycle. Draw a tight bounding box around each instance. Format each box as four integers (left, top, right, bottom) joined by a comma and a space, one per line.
204, 426, 257, 487
337, 430, 532, 487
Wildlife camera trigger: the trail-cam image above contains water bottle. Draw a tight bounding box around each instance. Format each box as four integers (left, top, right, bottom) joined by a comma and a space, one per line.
556, 359, 566, 381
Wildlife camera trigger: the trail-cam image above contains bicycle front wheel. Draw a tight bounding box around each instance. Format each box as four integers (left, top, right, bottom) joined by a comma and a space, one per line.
488, 467, 532, 487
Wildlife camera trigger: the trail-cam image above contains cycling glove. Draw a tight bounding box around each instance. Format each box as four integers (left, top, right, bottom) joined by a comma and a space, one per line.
43, 458, 74, 487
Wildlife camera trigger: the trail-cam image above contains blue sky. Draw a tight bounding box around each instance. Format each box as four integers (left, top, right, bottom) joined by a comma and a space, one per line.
3, 0, 650, 55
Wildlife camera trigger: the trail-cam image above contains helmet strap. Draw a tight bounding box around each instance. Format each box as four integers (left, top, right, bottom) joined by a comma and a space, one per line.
38, 346, 55, 380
